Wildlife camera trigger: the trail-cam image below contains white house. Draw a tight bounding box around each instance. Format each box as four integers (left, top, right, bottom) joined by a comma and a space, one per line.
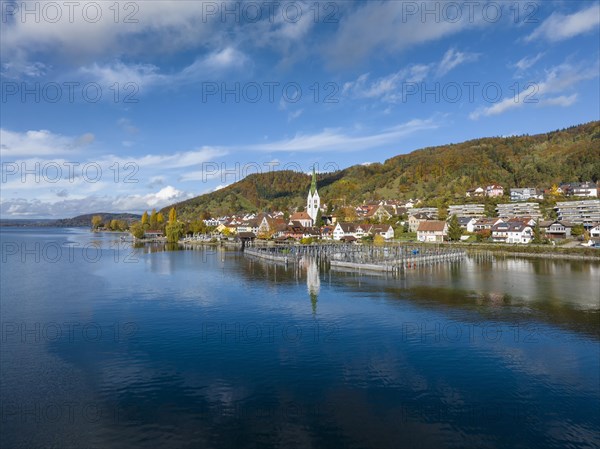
510, 188, 543, 202
491, 221, 533, 244
333, 223, 367, 241
486, 185, 504, 197
365, 224, 395, 240
458, 217, 477, 233
466, 187, 485, 197
417, 221, 448, 243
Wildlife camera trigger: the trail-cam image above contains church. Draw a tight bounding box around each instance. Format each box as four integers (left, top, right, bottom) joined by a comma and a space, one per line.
306, 166, 320, 223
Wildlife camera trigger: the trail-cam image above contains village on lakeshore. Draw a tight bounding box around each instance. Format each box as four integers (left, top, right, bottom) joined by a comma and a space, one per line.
94, 172, 600, 248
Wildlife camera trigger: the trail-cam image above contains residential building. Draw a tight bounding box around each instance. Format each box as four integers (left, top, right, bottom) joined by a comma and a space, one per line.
448, 204, 485, 218
409, 212, 434, 233
203, 218, 221, 227
364, 224, 395, 240
491, 221, 533, 244
320, 226, 335, 240
497, 203, 542, 219
590, 224, 600, 240
458, 217, 477, 233
143, 230, 164, 239
237, 219, 259, 234
258, 216, 287, 237
560, 182, 598, 198
408, 207, 439, 218
364, 205, 394, 222
555, 200, 600, 227
486, 185, 504, 197
466, 187, 485, 197
539, 220, 574, 240
473, 218, 504, 232
417, 221, 448, 243
510, 188, 544, 202
333, 222, 367, 241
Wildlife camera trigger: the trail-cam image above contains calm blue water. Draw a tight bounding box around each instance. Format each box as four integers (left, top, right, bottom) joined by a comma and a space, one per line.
1, 228, 599, 449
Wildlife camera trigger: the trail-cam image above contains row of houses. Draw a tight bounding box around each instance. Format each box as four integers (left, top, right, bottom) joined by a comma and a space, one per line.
415, 216, 600, 244
466, 182, 598, 201
446, 200, 600, 226
466, 185, 504, 198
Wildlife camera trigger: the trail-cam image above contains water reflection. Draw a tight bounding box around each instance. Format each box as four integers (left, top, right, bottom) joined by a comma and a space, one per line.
2, 229, 599, 449
301, 256, 320, 315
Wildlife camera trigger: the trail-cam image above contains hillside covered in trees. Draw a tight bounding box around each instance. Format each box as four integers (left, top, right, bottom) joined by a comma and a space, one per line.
166, 121, 600, 220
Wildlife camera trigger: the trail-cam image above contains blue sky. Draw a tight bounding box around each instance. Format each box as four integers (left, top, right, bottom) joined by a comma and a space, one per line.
1, 0, 599, 218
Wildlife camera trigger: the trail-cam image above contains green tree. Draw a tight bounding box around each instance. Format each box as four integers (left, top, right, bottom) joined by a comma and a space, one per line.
571, 224, 585, 237
532, 221, 545, 244
447, 214, 462, 241
91, 215, 103, 230
373, 234, 385, 245
129, 222, 145, 239
315, 209, 323, 227
110, 219, 119, 231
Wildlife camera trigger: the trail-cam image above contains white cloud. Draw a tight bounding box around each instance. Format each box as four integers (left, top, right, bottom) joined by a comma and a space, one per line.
200, 47, 249, 71
526, 4, 600, 42
78, 47, 249, 92
0, 186, 193, 218
436, 48, 479, 77
1, 61, 48, 79
323, 2, 484, 68
343, 49, 477, 103
513, 53, 544, 72
0, 129, 94, 157
0, 1, 219, 63
541, 94, 578, 107
79, 61, 165, 91
470, 61, 598, 119
130, 147, 227, 170
343, 65, 431, 103
243, 118, 440, 153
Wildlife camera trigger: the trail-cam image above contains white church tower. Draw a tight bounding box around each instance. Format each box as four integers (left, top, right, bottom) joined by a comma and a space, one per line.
306, 166, 320, 223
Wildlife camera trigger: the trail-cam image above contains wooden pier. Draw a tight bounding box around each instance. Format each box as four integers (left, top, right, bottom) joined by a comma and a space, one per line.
244, 243, 466, 273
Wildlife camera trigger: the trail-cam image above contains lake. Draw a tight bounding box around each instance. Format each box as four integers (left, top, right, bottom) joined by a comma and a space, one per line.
1, 228, 599, 449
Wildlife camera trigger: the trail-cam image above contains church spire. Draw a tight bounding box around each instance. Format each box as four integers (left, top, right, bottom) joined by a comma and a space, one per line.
310, 166, 317, 195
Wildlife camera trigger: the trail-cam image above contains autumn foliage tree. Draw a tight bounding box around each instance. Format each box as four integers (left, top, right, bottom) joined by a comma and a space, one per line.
165, 208, 184, 243
91, 215, 103, 230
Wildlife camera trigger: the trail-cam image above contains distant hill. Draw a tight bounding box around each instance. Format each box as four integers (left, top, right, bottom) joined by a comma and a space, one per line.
166, 121, 600, 219
0, 213, 141, 228
52, 213, 141, 227
0, 219, 57, 227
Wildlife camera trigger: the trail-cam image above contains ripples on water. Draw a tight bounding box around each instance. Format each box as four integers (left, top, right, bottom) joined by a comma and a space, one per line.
1, 228, 599, 449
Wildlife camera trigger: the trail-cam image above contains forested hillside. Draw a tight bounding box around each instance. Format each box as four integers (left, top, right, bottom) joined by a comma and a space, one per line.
166, 121, 600, 219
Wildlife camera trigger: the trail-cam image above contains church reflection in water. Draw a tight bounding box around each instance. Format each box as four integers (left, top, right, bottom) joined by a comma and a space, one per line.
301, 256, 320, 314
